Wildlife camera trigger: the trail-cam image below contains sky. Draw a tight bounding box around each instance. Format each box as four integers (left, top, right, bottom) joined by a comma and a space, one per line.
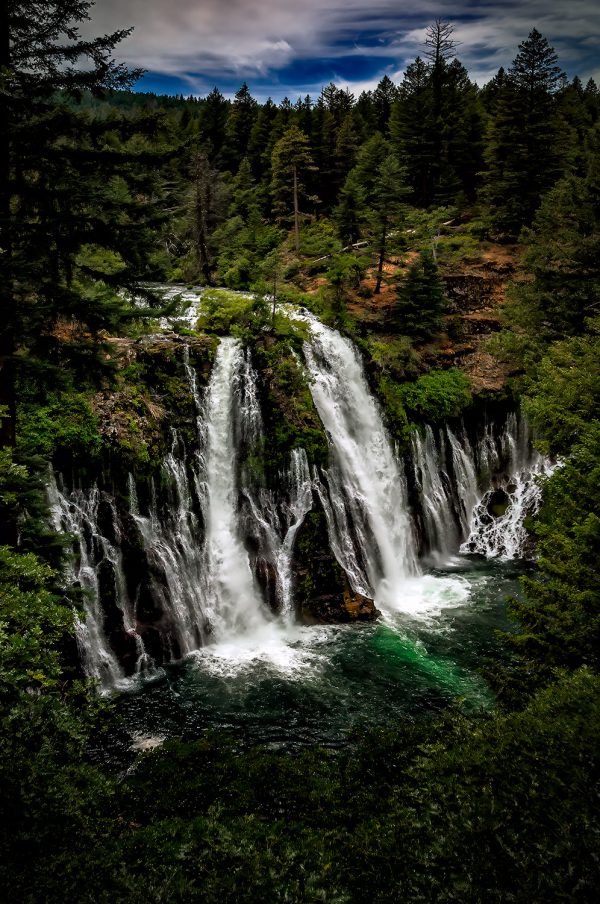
85, 0, 600, 101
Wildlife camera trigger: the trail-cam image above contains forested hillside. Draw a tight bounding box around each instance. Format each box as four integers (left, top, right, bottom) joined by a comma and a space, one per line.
1, 2, 600, 901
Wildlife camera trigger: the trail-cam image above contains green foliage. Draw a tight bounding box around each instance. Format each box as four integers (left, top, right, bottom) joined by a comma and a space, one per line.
390, 50, 484, 206
0, 539, 119, 904
509, 149, 600, 338
0, 547, 72, 698
270, 126, 317, 226
3, 16, 600, 903
254, 339, 328, 471
367, 336, 421, 381
17, 393, 102, 461
335, 135, 410, 292
8, 669, 593, 903
375, 375, 411, 444
197, 289, 270, 337
522, 326, 600, 456
502, 323, 600, 679
509, 428, 600, 676
393, 249, 447, 340
298, 219, 340, 258
400, 369, 472, 421
483, 29, 568, 236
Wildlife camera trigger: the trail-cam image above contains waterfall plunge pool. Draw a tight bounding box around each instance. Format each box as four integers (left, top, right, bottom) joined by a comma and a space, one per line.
108, 556, 525, 756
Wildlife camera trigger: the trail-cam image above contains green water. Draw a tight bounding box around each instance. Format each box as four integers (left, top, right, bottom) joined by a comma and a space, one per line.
115, 557, 523, 750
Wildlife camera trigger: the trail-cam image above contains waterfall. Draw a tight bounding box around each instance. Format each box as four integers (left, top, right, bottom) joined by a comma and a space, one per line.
47, 300, 554, 686
194, 337, 271, 638
48, 473, 135, 691
127, 447, 208, 658
410, 424, 480, 561
411, 425, 461, 559
460, 413, 551, 559
410, 410, 551, 561
243, 448, 314, 615
301, 314, 419, 607
48, 337, 310, 684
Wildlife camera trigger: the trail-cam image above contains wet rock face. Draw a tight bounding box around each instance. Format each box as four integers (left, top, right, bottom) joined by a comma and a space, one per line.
487, 487, 510, 518
292, 504, 380, 624
299, 585, 380, 625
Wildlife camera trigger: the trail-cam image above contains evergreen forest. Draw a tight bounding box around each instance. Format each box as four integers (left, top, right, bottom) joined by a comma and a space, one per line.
1, 2, 600, 901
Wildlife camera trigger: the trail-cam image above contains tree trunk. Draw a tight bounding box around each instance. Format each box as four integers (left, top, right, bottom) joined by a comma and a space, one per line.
193, 153, 213, 284
0, 1, 16, 449
271, 270, 277, 330
374, 231, 386, 294
293, 164, 300, 252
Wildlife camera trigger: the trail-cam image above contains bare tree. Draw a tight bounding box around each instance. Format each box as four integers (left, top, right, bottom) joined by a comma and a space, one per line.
424, 19, 459, 70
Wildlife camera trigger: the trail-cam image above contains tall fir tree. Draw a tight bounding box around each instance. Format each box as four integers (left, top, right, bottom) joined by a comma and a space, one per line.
0, 0, 167, 449
198, 87, 230, 162
483, 29, 567, 236
270, 126, 317, 250
392, 250, 446, 339
338, 135, 409, 293
223, 82, 258, 172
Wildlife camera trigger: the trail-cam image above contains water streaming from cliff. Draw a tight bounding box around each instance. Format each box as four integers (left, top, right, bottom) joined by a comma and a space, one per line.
48, 474, 136, 690
193, 338, 270, 639
48, 304, 551, 705
409, 411, 551, 562
300, 314, 419, 607
242, 448, 314, 616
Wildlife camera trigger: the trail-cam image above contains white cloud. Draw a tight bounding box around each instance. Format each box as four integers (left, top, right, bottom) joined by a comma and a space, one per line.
84, 0, 600, 94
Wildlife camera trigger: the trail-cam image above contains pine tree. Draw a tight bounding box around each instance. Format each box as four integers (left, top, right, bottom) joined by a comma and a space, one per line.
372, 75, 398, 134
224, 82, 258, 171
294, 95, 314, 137
391, 38, 483, 206
390, 57, 434, 204
483, 29, 567, 236
0, 0, 166, 448
335, 169, 364, 246
508, 125, 600, 338
338, 135, 409, 293
270, 126, 317, 251
368, 153, 409, 293
199, 87, 230, 161
393, 250, 446, 339
247, 97, 279, 181
334, 113, 360, 194
189, 150, 227, 284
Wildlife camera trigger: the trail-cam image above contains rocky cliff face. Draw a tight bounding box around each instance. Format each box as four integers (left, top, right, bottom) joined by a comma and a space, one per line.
438, 244, 519, 394
291, 506, 379, 625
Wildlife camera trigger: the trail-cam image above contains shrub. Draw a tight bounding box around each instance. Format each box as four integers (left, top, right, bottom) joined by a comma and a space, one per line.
400, 369, 472, 421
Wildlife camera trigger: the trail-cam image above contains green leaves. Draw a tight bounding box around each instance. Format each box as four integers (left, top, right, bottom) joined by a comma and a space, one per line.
393, 249, 447, 340
400, 369, 472, 421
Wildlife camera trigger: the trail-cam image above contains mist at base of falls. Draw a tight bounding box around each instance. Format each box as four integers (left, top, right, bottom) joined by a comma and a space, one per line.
107, 557, 524, 755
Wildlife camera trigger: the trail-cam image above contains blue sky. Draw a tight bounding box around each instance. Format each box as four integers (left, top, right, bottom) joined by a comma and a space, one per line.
86, 0, 600, 101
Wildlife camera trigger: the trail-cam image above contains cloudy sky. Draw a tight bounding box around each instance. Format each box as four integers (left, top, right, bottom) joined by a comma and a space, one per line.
86, 0, 600, 100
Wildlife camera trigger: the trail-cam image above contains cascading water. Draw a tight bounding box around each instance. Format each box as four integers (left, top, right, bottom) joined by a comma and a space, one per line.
242, 448, 314, 615
409, 410, 552, 561
411, 424, 462, 559
47, 297, 553, 699
194, 337, 271, 638
48, 337, 294, 685
300, 313, 420, 608
48, 474, 137, 691
460, 413, 552, 558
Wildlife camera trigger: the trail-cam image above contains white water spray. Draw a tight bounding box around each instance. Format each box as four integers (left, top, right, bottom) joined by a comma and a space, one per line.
300, 314, 419, 608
